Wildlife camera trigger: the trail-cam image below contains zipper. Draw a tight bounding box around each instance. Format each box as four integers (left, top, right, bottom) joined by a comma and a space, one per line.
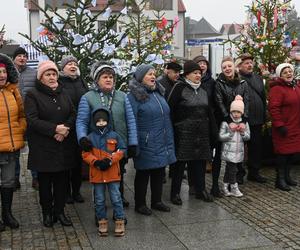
1, 90, 15, 151
145, 133, 149, 144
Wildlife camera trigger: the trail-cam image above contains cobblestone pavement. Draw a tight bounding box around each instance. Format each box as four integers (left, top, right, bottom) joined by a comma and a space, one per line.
0, 152, 299, 249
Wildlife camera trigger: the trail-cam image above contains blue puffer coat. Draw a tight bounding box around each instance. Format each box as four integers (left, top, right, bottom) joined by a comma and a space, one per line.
76, 87, 138, 147
127, 79, 176, 170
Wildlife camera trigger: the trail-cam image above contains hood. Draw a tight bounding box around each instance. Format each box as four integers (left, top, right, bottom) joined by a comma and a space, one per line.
129, 77, 165, 102
0, 53, 19, 84
201, 68, 212, 82
269, 77, 298, 88
91, 107, 112, 134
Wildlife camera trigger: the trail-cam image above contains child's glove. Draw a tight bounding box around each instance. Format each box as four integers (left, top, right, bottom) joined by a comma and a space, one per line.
79, 137, 93, 152
229, 123, 238, 132
112, 151, 124, 163
94, 158, 112, 171
236, 123, 246, 132
127, 145, 137, 158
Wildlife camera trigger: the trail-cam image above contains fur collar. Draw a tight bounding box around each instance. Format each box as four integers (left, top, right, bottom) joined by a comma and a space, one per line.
129, 78, 165, 102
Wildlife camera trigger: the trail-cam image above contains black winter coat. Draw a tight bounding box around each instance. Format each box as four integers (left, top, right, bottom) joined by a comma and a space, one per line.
239, 72, 266, 126
25, 80, 77, 173
168, 78, 218, 161
215, 73, 249, 123
201, 70, 216, 106
157, 74, 176, 99
59, 74, 88, 109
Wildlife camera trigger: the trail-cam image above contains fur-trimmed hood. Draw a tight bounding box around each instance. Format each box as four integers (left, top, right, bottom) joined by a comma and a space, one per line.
0, 53, 19, 84
128, 78, 165, 102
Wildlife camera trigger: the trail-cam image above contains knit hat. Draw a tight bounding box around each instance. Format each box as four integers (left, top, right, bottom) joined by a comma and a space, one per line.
230, 95, 244, 114
183, 60, 201, 76
134, 64, 155, 82
13, 47, 28, 59
276, 63, 294, 77
193, 55, 208, 65
93, 109, 109, 125
0, 53, 19, 83
37, 60, 59, 80
165, 62, 182, 72
60, 55, 78, 70
90, 61, 115, 82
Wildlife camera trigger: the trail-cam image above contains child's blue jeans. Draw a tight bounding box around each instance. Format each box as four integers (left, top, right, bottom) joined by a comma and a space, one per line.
94, 181, 125, 220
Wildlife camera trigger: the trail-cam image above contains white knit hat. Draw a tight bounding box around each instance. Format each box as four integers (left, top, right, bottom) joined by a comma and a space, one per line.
276, 63, 294, 77
230, 95, 244, 114
37, 60, 59, 80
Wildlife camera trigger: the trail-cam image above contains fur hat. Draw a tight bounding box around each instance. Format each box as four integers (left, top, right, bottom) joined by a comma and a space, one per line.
60, 55, 78, 70
37, 60, 59, 80
230, 95, 244, 114
134, 64, 155, 82
90, 61, 115, 82
13, 47, 28, 60
183, 60, 201, 76
165, 62, 182, 72
235, 53, 254, 67
193, 55, 208, 65
276, 63, 294, 77
0, 53, 19, 83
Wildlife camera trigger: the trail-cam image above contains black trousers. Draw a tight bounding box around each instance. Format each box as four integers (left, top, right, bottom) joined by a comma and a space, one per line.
224, 162, 242, 184
66, 150, 83, 196
119, 158, 127, 198
212, 141, 222, 188
247, 124, 263, 173
134, 167, 165, 208
38, 170, 68, 215
171, 160, 206, 197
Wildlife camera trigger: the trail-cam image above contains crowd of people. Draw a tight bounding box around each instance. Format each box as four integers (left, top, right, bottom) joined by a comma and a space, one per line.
0, 47, 300, 237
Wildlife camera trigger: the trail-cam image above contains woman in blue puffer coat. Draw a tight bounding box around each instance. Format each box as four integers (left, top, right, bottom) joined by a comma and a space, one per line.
127, 64, 176, 216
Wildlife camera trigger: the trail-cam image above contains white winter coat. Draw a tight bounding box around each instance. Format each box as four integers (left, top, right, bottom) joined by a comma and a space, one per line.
219, 121, 250, 163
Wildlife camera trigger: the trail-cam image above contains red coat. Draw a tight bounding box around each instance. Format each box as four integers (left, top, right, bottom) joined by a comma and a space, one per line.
268, 78, 300, 154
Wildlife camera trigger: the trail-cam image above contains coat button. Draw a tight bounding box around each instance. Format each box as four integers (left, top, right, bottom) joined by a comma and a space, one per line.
57, 106, 61, 110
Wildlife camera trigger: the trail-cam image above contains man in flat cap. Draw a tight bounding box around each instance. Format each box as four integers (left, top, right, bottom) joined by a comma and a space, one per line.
236, 53, 267, 183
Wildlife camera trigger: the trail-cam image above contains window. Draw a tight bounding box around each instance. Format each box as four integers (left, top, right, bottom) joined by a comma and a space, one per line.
148, 0, 172, 10
45, 0, 74, 8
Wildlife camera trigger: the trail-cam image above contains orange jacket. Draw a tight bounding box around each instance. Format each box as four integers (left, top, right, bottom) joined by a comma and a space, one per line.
0, 83, 26, 152
82, 148, 124, 184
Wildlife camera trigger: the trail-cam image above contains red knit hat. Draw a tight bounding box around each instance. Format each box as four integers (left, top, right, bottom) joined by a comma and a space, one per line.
37, 60, 59, 80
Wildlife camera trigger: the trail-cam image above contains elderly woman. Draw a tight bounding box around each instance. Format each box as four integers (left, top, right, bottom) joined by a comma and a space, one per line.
25, 60, 76, 227
269, 63, 300, 191
0, 53, 26, 231
127, 64, 176, 215
76, 61, 137, 214
213, 56, 249, 197
59, 55, 88, 204
168, 60, 217, 205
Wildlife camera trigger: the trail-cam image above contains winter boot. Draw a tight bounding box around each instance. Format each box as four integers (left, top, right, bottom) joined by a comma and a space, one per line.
223, 183, 232, 197
114, 219, 125, 237
230, 183, 243, 197
210, 183, 222, 198
247, 169, 267, 183
98, 219, 108, 237
285, 165, 297, 186
1, 188, 19, 229
275, 167, 291, 191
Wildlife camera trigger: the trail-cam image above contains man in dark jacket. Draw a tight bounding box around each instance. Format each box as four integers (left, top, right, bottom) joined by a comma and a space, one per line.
236, 53, 267, 183
13, 47, 38, 191
157, 61, 182, 99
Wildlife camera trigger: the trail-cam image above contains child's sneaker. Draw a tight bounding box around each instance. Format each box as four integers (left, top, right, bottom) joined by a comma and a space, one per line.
223, 183, 232, 197
114, 219, 125, 237
98, 219, 108, 237
230, 183, 243, 197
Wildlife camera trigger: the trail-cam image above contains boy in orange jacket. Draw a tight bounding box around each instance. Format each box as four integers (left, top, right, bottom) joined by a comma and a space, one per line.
82, 108, 126, 237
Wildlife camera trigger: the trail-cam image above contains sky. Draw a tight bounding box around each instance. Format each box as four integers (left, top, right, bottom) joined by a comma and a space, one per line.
0, 0, 300, 43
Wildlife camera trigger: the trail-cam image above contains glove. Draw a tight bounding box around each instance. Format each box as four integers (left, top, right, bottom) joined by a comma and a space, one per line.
277, 126, 288, 137
112, 151, 124, 163
229, 123, 238, 132
79, 137, 93, 152
94, 158, 112, 171
127, 145, 137, 158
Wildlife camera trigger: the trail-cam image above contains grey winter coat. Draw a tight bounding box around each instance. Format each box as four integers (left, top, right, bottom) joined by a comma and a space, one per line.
219, 121, 250, 163
17, 66, 37, 99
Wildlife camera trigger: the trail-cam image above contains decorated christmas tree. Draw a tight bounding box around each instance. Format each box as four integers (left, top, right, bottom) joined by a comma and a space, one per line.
20, 0, 128, 82
227, 0, 297, 77
115, 0, 179, 89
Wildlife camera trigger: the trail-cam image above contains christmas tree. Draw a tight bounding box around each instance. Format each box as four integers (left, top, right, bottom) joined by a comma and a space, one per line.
227, 0, 297, 77
0, 25, 5, 49
20, 0, 128, 82
115, 0, 179, 90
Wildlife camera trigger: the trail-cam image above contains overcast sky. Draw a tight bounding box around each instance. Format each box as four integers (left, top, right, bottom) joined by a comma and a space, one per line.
0, 0, 300, 43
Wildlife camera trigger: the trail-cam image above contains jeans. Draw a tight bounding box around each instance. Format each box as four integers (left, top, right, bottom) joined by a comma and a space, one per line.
94, 182, 124, 220
0, 152, 16, 188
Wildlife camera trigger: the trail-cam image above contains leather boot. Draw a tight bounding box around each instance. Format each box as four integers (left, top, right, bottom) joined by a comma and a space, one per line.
42, 212, 53, 227
98, 219, 108, 237
285, 165, 297, 186
53, 212, 72, 226
247, 168, 267, 183
1, 188, 19, 229
275, 167, 291, 191
114, 219, 125, 237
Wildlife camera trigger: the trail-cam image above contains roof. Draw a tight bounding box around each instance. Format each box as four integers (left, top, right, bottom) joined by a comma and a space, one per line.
186, 17, 220, 36
220, 23, 242, 35
26, 0, 186, 13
